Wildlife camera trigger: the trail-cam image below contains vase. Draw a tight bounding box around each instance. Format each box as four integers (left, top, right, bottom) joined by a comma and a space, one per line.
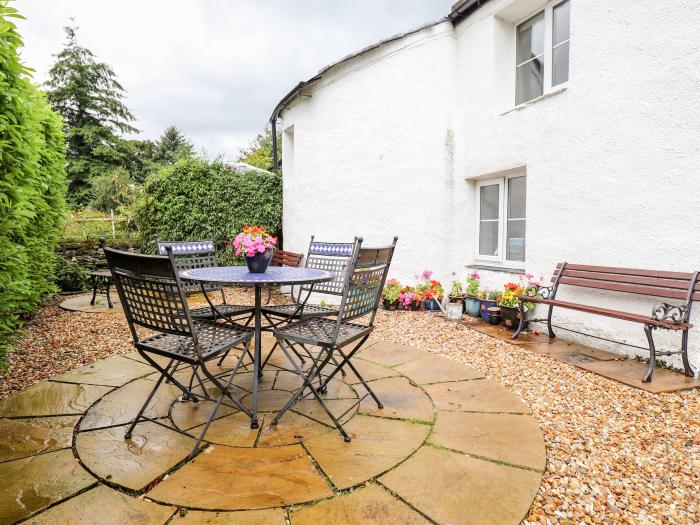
500, 306, 529, 331
465, 297, 481, 317
383, 299, 399, 310
479, 299, 497, 321
245, 249, 273, 273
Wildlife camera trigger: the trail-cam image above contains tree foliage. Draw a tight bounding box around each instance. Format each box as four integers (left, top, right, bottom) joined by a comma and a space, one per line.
237, 126, 280, 171
155, 125, 193, 164
133, 158, 282, 262
45, 24, 137, 205
0, 2, 67, 365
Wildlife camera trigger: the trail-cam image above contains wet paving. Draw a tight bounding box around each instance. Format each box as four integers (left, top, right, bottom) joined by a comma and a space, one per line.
0, 340, 544, 524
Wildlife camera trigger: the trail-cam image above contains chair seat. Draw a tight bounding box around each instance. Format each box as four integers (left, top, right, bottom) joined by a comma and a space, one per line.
262, 303, 338, 319
138, 320, 252, 363
272, 317, 370, 347
190, 303, 254, 319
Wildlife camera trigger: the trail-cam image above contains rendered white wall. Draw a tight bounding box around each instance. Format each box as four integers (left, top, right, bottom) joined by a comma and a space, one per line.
279, 0, 700, 371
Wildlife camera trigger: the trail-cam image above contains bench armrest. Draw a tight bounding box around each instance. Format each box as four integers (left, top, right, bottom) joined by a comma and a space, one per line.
651, 302, 687, 324
521, 285, 556, 300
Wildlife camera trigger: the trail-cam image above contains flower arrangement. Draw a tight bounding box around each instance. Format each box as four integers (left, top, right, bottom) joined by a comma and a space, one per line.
499, 276, 537, 311
398, 286, 417, 309
449, 279, 464, 298
232, 226, 277, 257
466, 271, 480, 296
382, 278, 402, 302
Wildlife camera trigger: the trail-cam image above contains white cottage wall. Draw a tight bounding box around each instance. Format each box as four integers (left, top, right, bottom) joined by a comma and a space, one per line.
278, 0, 700, 370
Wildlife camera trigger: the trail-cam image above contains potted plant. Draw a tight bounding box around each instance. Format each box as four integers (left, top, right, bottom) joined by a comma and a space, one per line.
415, 270, 444, 311
448, 279, 465, 305
498, 282, 535, 331
464, 271, 481, 317
479, 289, 500, 322
382, 278, 401, 310
232, 226, 277, 273
398, 286, 420, 310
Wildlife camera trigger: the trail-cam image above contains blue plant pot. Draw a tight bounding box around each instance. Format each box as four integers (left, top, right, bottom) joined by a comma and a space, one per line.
423, 298, 440, 311
479, 300, 497, 321
245, 249, 273, 273
465, 297, 481, 317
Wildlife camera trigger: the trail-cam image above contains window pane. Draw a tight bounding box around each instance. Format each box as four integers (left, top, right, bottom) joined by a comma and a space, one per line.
516, 12, 545, 65
553, 1, 571, 46
516, 57, 543, 105
479, 184, 500, 256
507, 220, 526, 261
507, 176, 526, 218
506, 176, 526, 262
553, 41, 570, 86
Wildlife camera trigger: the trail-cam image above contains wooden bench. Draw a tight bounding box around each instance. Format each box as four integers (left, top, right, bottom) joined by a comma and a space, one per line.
513, 263, 699, 382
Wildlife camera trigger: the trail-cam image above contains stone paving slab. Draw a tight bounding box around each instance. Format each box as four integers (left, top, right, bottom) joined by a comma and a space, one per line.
423, 379, 531, 413
148, 445, 333, 509
357, 341, 423, 367
0, 381, 112, 417
59, 293, 122, 313
51, 356, 153, 387
76, 422, 194, 491
290, 398, 359, 427
0, 449, 95, 524
341, 359, 400, 384
257, 412, 333, 447
171, 397, 239, 431
189, 411, 261, 447
0, 415, 78, 463
303, 415, 429, 489
394, 355, 485, 384
430, 411, 546, 471
27, 485, 175, 524
290, 483, 430, 524
380, 446, 541, 525
170, 508, 286, 524
357, 376, 433, 422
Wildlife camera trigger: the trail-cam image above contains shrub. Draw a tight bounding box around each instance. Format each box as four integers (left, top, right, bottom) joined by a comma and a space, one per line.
0, 3, 67, 366
54, 256, 89, 292
133, 158, 282, 263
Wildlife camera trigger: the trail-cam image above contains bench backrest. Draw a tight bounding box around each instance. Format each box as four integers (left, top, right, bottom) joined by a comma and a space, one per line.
552, 263, 700, 302
271, 249, 304, 268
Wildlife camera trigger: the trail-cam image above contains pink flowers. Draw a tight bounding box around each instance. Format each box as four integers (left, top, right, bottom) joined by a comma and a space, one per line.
398, 289, 414, 308
232, 226, 277, 257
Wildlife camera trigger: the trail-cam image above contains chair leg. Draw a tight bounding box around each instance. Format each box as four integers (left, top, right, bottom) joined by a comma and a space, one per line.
329, 345, 382, 409
125, 359, 175, 439
199, 341, 253, 416
90, 276, 98, 306
643, 324, 657, 383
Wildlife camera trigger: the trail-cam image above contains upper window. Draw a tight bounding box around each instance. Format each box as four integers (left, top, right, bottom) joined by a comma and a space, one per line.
516, 0, 570, 105
475, 174, 526, 266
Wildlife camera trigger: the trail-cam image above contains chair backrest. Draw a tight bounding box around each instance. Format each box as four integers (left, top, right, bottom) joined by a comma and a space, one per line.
104, 245, 194, 340
156, 240, 220, 294
301, 237, 360, 295
334, 237, 398, 340
271, 249, 304, 268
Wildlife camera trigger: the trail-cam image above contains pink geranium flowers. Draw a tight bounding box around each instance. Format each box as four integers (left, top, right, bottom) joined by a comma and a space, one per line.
232, 226, 277, 257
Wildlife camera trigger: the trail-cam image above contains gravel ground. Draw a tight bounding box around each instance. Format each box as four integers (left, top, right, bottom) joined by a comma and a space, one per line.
1, 294, 698, 524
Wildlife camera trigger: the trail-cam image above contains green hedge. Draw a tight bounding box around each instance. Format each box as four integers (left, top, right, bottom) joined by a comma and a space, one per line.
133, 158, 282, 263
0, 2, 67, 365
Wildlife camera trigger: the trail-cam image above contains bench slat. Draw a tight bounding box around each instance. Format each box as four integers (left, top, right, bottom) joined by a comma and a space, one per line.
558, 276, 688, 300
562, 269, 694, 291
525, 297, 692, 330
563, 264, 695, 281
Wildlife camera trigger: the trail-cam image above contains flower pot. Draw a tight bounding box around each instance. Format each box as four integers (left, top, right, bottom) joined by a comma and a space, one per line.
410, 300, 422, 311
423, 298, 440, 311
383, 299, 399, 311
465, 297, 481, 317
244, 249, 273, 273
500, 306, 529, 331
487, 306, 502, 325
479, 299, 497, 321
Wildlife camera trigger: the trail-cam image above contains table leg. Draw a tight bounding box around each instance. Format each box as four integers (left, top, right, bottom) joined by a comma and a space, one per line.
251, 285, 262, 429
90, 275, 98, 305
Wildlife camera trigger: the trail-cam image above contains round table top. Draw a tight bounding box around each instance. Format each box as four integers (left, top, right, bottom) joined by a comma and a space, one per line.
179, 266, 334, 286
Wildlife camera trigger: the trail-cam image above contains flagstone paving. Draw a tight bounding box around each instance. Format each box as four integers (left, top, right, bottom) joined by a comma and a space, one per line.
0, 339, 544, 524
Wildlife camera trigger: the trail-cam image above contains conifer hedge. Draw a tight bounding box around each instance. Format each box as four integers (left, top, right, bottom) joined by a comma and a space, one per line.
0, 3, 67, 365
134, 157, 282, 262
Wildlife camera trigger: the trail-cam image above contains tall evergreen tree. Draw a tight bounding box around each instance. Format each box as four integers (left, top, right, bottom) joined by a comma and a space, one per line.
154, 125, 193, 163
45, 24, 138, 204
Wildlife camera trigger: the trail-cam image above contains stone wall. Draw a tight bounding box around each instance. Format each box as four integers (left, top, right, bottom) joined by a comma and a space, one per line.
56, 240, 141, 270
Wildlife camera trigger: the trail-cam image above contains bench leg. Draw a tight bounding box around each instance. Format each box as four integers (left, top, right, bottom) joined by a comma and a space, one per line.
511, 301, 527, 340
547, 305, 556, 338
643, 324, 656, 383
681, 331, 695, 378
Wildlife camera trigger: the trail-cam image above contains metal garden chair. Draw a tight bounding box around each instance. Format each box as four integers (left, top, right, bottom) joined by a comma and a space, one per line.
103, 245, 253, 458
270, 236, 398, 442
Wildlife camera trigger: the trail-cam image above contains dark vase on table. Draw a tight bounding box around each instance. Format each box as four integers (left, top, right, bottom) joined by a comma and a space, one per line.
245, 249, 274, 273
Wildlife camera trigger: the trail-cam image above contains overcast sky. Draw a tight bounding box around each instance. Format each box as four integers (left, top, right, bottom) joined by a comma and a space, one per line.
15, 1, 447, 159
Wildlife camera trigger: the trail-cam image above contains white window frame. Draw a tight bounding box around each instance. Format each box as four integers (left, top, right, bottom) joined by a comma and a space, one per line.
514, 0, 570, 105
474, 174, 526, 269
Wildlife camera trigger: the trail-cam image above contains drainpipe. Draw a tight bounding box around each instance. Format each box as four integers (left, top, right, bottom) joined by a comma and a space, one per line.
271, 119, 278, 170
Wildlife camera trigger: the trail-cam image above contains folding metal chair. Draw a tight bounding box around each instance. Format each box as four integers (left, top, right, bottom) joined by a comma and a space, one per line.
270, 237, 398, 442
104, 245, 253, 458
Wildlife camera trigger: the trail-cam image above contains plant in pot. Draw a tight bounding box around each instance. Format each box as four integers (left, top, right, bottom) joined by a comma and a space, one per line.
498, 282, 535, 331
399, 286, 421, 311
479, 288, 500, 322
233, 226, 277, 273
382, 278, 401, 310
464, 271, 481, 317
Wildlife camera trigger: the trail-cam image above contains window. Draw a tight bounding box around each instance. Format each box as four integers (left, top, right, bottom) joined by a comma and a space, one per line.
475, 174, 526, 266
515, 0, 570, 105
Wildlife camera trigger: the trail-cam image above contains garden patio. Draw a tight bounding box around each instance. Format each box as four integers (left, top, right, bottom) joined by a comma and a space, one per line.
0, 288, 698, 524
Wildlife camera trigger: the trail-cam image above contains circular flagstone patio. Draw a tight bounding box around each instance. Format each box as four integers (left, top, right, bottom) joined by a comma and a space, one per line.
0, 336, 545, 524
59, 292, 122, 313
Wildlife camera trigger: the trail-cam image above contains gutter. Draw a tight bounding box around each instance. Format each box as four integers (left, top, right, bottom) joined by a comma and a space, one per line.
448, 0, 490, 23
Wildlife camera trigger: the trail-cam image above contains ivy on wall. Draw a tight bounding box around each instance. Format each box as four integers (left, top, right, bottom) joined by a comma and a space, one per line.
0, 2, 68, 365
133, 157, 282, 263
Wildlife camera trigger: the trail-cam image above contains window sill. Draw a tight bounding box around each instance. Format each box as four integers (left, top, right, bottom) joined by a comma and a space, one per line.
466, 264, 525, 274
499, 85, 568, 116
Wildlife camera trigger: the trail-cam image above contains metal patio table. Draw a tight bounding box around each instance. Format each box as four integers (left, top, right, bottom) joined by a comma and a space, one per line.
179, 266, 333, 429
